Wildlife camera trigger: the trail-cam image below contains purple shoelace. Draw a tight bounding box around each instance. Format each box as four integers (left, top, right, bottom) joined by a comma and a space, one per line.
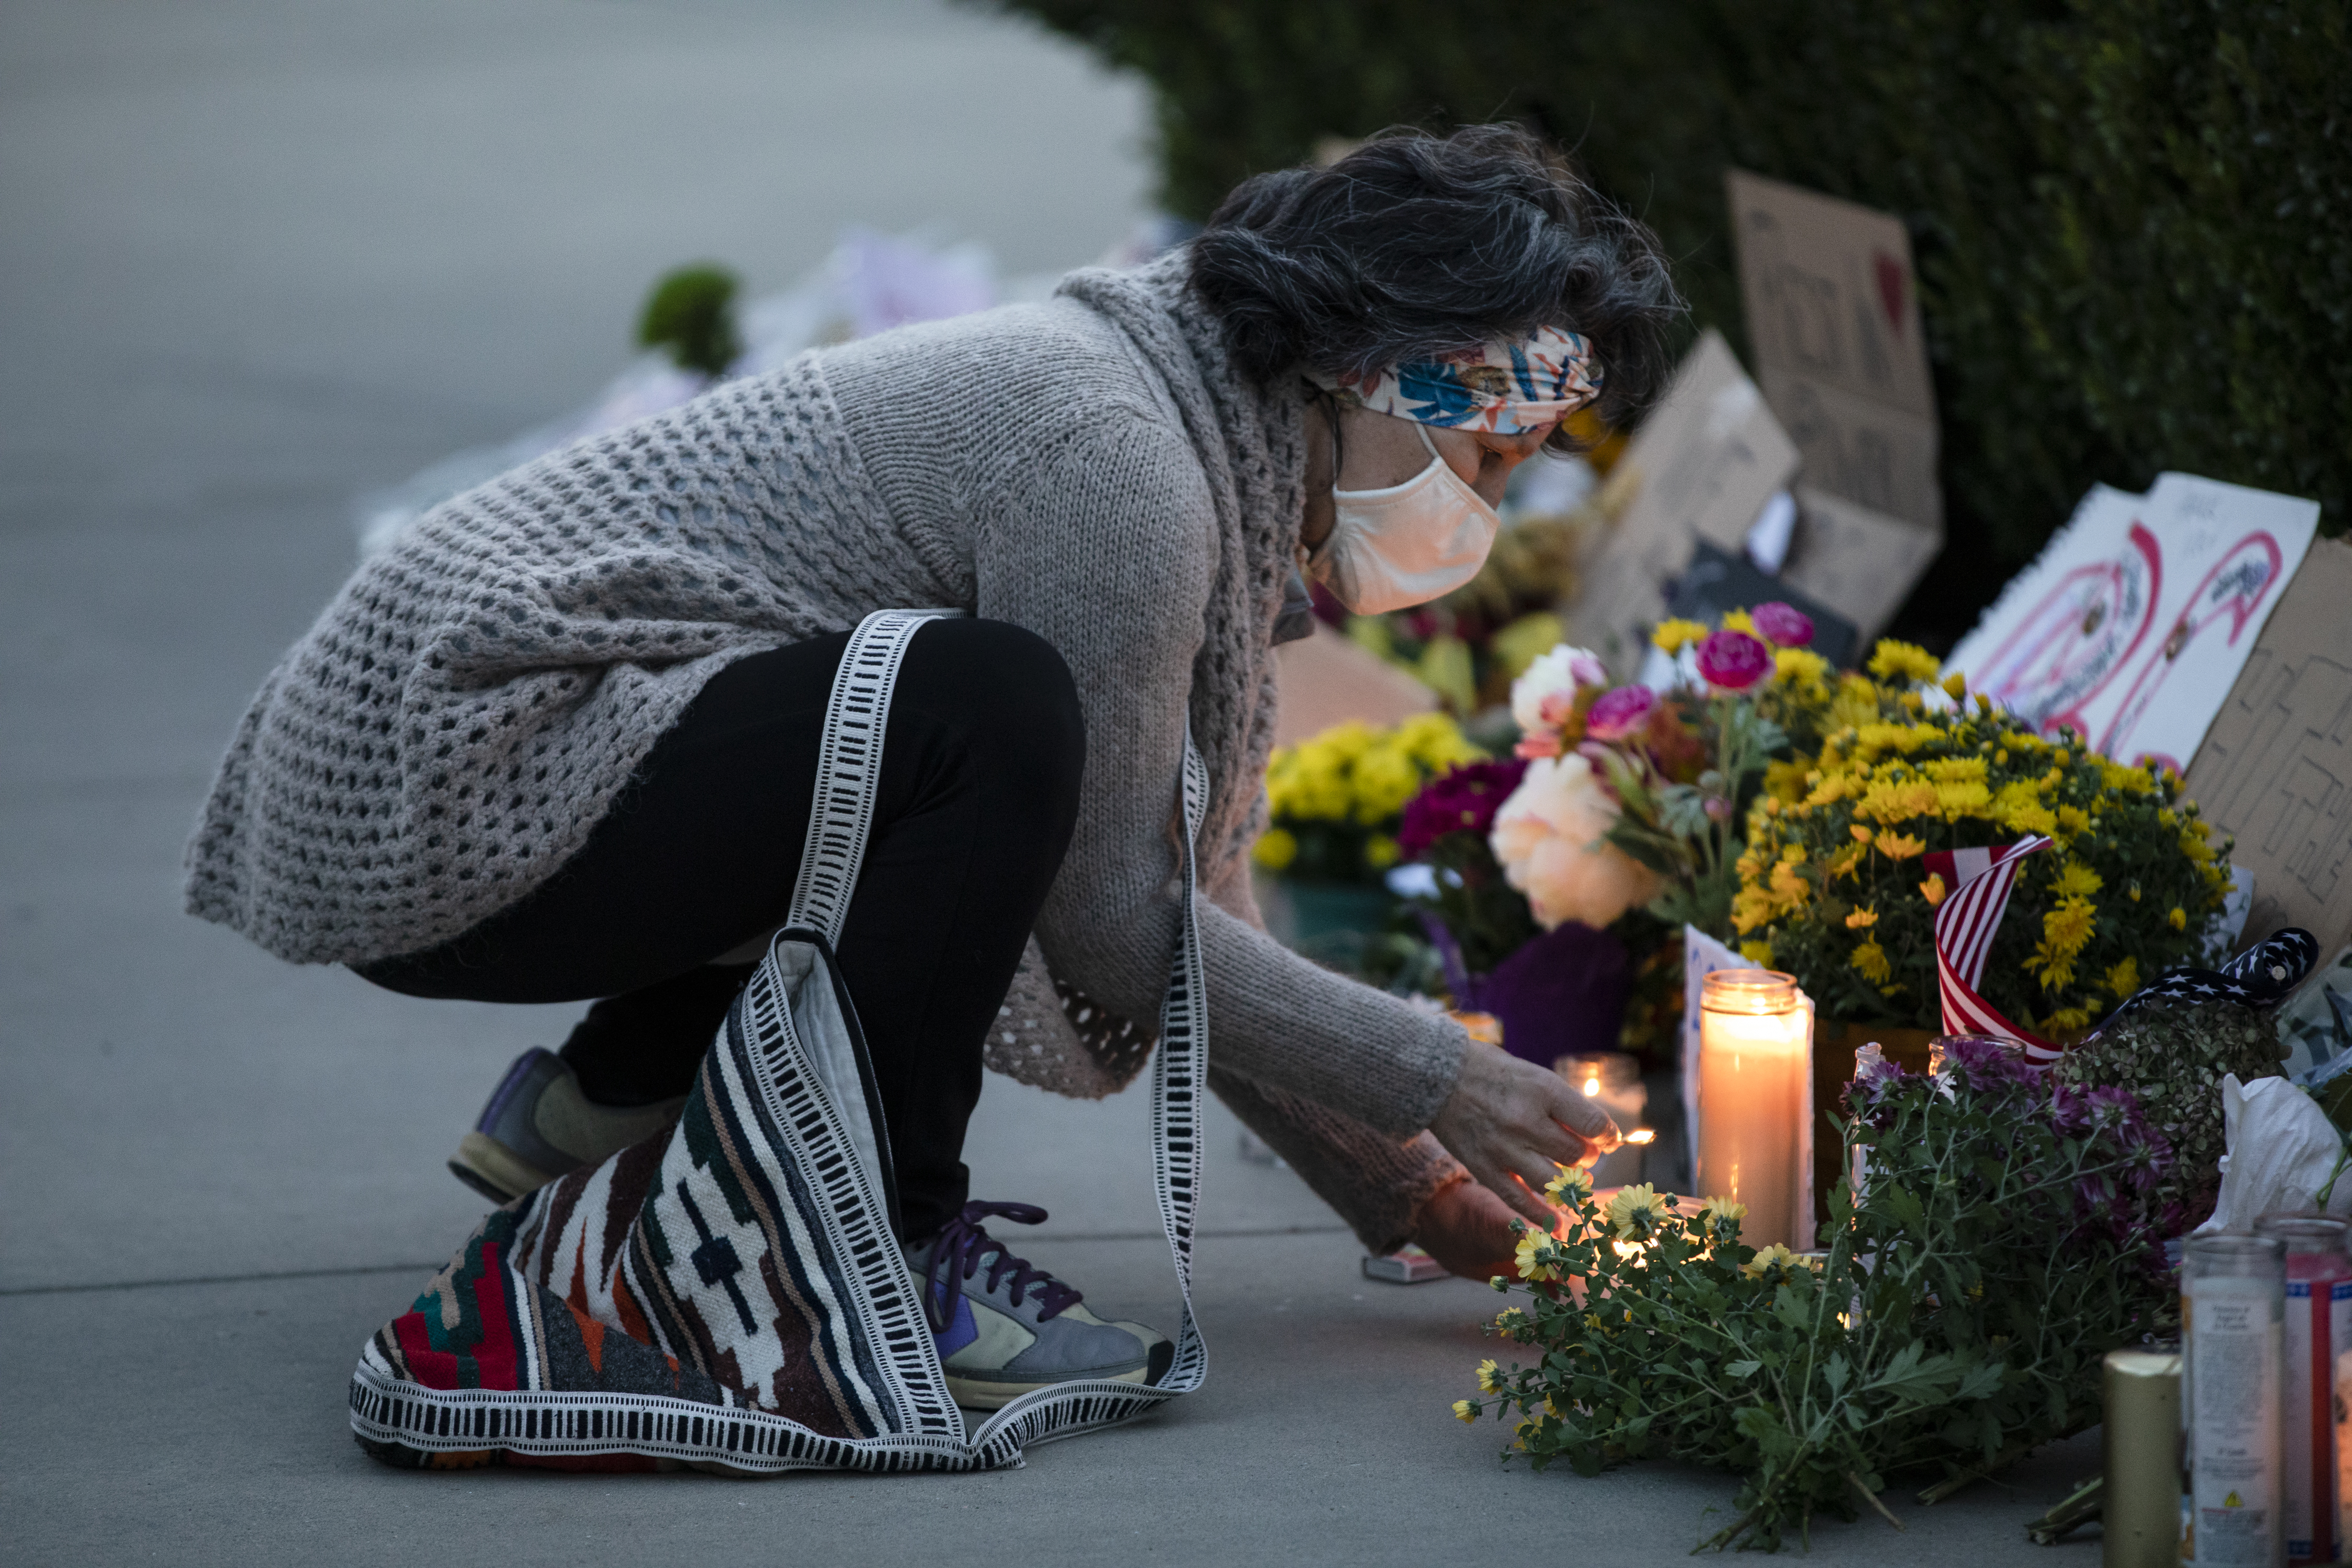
920, 1200, 1082, 1332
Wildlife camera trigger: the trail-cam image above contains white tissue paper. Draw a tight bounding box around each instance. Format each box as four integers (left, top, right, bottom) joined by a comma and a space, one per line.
2196, 1073, 2352, 1233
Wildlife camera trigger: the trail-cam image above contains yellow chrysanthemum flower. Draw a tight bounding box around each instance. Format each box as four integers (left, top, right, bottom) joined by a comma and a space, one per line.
1544, 1165, 1594, 1204
1720, 608, 1757, 634
1698, 1195, 1748, 1229
1941, 671, 1968, 701
1922, 756, 1988, 784
1514, 1229, 1561, 1283
1743, 1242, 1801, 1279
2169, 906, 2188, 931
2050, 861, 2103, 900
1851, 938, 1893, 986
1875, 832, 1926, 860
1920, 872, 1948, 905
1856, 778, 1940, 824
2056, 803, 2092, 838
1606, 1183, 1676, 1239
1476, 1358, 1504, 1393
1651, 617, 1709, 654
1454, 1399, 1479, 1424
2042, 1007, 2093, 1036
1844, 905, 1879, 930
2044, 895, 2096, 956
1866, 640, 1943, 684
1252, 827, 1297, 871
1738, 939, 1776, 966
1731, 886, 1777, 935
1933, 779, 1993, 821
1762, 757, 1812, 802
1773, 645, 1829, 683
2104, 956, 2140, 998
1767, 859, 1811, 915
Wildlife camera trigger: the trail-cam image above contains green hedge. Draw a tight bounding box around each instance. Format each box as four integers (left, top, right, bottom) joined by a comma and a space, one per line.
990, 0, 2349, 641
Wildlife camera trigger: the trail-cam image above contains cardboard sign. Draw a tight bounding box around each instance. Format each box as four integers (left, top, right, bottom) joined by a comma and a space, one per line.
1726, 169, 1935, 421
1562, 329, 1799, 674
1727, 170, 1945, 636
1947, 472, 2322, 772
1779, 485, 1944, 645
2185, 535, 2352, 960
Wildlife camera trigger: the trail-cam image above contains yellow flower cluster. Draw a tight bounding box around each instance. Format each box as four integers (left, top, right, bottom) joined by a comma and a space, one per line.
1263, 713, 1481, 827
1728, 650, 2231, 1038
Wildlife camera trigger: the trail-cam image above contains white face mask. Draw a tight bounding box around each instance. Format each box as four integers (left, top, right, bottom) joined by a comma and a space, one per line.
1309, 423, 1501, 615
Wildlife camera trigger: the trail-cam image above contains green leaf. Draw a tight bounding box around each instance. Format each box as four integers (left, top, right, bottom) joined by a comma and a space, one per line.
1726, 1358, 1763, 1378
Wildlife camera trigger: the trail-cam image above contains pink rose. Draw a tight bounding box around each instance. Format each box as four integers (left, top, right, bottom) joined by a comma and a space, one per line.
1751, 602, 1814, 649
1695, 628, 1772, 693
1582, 684, 1658, 742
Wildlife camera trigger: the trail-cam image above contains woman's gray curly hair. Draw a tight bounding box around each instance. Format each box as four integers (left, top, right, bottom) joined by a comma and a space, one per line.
1188, 124, 1684, 442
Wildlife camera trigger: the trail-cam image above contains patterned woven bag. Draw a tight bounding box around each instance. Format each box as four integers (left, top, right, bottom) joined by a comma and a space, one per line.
348, 609, 1208, 1473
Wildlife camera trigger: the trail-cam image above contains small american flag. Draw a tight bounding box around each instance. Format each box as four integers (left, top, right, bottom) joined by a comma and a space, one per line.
1929, 836, 2061, 1062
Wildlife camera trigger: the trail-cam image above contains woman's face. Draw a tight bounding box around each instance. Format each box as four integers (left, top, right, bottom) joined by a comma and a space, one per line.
1300, 399, 1558, 550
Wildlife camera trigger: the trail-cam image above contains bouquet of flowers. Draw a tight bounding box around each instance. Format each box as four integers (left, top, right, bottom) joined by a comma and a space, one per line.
1490, 605, 1825, 937
1458, 1040, 2175, 1551
1730, 644, 2233, 1040
1252, 713, 1484, 886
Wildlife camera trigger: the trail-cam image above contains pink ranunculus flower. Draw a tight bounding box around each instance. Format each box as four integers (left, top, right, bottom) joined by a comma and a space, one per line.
1489, 754, 1663, 931
1751, 601, 1815, 649
1695, 628, 1772, 693
1582, 684, 1658, 742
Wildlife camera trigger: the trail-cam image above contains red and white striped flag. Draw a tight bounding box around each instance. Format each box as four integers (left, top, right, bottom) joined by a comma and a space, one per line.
1930, 836, 2063, 1063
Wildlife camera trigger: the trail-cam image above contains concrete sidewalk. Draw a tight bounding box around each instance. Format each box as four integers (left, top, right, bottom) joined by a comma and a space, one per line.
0, 3, 2102, 1561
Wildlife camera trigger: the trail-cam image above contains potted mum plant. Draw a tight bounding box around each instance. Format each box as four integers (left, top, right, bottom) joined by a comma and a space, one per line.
1252, 712, 1484, 959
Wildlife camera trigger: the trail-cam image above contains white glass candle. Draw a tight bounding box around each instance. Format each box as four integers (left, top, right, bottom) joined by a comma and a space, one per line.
1697, 970, 1812, 1250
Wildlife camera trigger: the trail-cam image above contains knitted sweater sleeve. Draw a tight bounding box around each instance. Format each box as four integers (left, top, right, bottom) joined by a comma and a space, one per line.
974, 419, 1467, 1138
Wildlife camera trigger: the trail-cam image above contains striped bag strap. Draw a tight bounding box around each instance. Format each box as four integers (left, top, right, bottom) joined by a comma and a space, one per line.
783, 608, 963, 949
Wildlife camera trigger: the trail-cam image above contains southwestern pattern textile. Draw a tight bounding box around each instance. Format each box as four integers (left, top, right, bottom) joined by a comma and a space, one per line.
348, 611, 1207, 1474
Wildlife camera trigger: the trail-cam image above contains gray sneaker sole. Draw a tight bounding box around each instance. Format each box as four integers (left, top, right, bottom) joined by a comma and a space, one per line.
447, 1131, 559, 1206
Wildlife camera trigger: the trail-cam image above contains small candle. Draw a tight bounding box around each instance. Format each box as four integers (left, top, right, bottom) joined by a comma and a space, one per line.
1556, 1051, 1648, 1186
1697, 970, 1812, 1250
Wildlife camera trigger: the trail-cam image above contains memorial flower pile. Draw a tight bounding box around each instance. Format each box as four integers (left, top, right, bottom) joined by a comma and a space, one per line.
1492, 608, 1823, 937
1252, 713, 1484, 885
1457, 1040, 2175, 1551
1728, 648, 2233, 1040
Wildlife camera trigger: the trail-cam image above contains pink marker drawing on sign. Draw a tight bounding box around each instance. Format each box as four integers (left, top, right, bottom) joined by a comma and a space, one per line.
1973, 522, 2163, 741
2097, 529, 2286, 770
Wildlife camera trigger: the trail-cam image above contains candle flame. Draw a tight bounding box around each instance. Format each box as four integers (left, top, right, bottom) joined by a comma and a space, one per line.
1624, 1128, 1656, 1145
1582, 1076, 1601, 1097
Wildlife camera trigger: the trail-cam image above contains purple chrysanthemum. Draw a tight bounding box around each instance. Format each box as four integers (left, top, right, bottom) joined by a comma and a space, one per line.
1397, 758, 1529, 862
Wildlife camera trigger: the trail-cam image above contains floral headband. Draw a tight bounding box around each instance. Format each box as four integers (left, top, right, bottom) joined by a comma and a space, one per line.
1305, 325, 1602, 435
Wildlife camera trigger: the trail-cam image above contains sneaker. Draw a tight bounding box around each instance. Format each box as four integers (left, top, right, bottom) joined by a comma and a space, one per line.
448, 1048, 685, 1204
907, 1200, 1172, 1410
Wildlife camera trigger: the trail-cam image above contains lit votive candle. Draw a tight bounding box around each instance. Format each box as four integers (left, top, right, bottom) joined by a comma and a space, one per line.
1697, 970, 1813, 1250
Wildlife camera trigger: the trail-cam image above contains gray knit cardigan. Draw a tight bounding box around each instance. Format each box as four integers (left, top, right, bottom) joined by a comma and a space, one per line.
185, 252, 1469, 1250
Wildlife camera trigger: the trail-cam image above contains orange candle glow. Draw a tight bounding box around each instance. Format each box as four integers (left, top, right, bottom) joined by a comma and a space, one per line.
1696, 970, 1813, 1250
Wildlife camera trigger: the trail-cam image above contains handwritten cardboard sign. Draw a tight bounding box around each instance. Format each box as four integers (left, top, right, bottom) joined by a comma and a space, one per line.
1947, 473, 2322, 773
2185, 535, 2352, 960
1562, 329, 1798, 675
1726, 170, 1946, 633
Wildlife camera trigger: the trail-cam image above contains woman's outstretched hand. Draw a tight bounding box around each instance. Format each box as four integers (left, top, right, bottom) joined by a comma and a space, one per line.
1409, 1175, 1521, 1281
1428, 1037, 1619, 1228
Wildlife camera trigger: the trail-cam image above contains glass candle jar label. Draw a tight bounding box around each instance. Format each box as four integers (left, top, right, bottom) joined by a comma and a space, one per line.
2259, 1212, 2352, 1566
2188, 1279, 2287, 1565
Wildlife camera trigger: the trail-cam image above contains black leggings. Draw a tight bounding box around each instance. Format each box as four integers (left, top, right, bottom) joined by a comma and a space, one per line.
359, 618, 1087, 1241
